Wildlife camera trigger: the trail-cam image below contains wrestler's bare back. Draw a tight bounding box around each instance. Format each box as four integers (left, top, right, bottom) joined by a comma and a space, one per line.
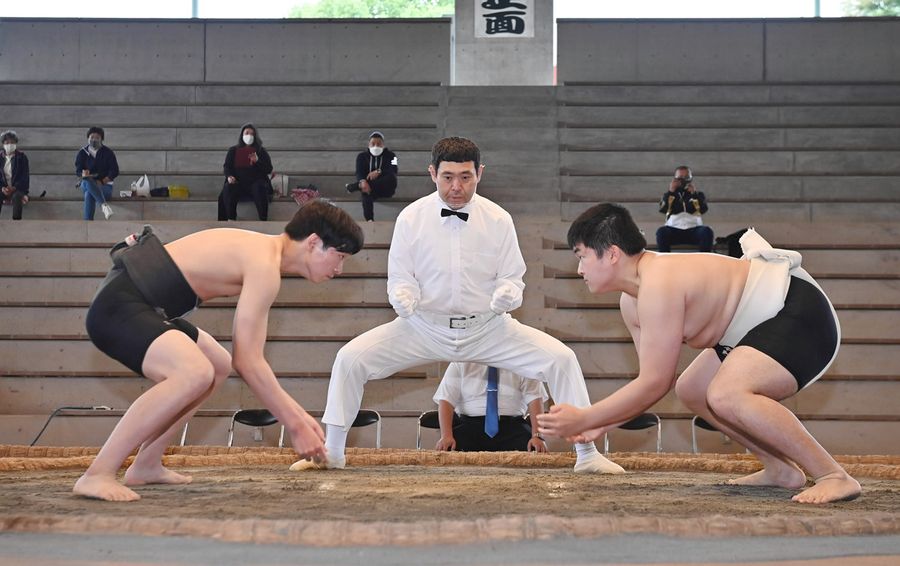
164, 228, 283, 301
627, 252, 751, 349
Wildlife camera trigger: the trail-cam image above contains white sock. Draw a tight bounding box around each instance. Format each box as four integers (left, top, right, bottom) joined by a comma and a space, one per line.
325, 424, 349, 460
574, 442, 599, 463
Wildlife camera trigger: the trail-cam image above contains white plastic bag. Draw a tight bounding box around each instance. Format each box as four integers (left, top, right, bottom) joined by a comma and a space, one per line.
131, 174, 150, 197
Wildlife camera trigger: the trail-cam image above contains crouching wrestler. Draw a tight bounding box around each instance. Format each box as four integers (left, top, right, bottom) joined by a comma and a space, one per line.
74, 199, 363, 501
538, 203, 860, 504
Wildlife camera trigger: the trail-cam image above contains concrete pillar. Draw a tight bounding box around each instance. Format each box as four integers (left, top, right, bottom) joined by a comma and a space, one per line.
453, 0, 553, 85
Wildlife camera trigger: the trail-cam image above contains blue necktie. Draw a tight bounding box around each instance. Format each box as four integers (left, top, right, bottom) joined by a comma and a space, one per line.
485, 366, 499, 438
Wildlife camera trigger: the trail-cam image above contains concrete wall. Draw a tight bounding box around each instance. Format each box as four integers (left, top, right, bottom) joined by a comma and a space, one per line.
453, 0, 553, 85
557, 18, 900, 84
0, 18, 451, 84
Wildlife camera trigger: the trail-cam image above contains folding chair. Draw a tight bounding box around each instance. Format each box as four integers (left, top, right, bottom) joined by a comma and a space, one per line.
603, 412, 662, 454
352, 409, 382, 449
227, 409, 285, 447
416, 409, 461, 449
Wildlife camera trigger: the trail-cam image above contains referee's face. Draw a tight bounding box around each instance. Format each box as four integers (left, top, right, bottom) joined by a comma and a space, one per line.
431, 161, 482, 210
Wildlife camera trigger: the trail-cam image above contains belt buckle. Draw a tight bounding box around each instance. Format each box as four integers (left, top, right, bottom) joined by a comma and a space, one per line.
449, 315, 472, 329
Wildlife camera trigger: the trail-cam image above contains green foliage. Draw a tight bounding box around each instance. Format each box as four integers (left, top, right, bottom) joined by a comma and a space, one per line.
289, 0, 454, 18
843, 0, 900, 16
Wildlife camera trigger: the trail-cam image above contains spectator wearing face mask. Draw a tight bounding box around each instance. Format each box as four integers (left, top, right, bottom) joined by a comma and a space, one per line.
75, 126, 119, 220
1, 130, 29, 221
345, 130, 397, 222
218, 123, 274, 221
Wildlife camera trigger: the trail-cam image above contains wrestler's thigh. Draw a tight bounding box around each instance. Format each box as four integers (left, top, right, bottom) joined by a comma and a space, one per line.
195, 329, 232, 377
709, 346, 798, 401
142, 330, 214, 384
674, 349, 721, 402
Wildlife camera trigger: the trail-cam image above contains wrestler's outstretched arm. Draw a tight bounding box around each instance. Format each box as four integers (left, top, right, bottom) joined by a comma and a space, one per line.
231, 267, 326, 461
538, 281, 682, 440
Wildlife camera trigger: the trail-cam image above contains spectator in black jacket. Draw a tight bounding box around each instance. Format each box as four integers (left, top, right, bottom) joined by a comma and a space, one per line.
345, 131, 397, 222
218, 123, 274, 221
656, 165, 713, 252
1, 130, 29, 220
76, 127, 119, 220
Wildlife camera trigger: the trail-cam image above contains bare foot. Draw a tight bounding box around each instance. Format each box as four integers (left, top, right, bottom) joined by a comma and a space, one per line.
727, 462, 807, 489
73, 473, 140, 502
124, 465, 193, 486
792, 471, 861, 504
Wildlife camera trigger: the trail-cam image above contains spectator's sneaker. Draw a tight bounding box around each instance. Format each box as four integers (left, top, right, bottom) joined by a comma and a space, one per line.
345, 182, 360, 193
101, 203, 114, 220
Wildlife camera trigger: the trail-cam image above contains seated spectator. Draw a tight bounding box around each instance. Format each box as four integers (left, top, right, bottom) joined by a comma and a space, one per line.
0, 130, 29, 221
433, 362, 549, 452
656, 165, 713, 252
218, 123, 274, 221
345, 131, 397, 222
76, 127, 119, 220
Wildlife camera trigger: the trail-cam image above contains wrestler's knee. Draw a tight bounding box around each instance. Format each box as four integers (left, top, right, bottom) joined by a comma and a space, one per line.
674, 377, 706, 410
177, 358, 217, 397
705, 380, 742, 420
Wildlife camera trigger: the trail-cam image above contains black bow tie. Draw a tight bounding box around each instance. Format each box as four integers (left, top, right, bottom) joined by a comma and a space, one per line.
441, 208, 469, 221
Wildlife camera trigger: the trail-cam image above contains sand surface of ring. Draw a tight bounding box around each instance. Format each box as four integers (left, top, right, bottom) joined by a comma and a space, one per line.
1, 449, 899, 546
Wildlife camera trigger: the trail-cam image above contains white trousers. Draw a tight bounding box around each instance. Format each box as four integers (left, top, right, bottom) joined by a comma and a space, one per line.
322, 312, 592, 429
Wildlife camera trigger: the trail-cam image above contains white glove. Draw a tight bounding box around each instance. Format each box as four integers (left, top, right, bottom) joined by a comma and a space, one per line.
390, 288, 418, 318
490, 284, 520, 315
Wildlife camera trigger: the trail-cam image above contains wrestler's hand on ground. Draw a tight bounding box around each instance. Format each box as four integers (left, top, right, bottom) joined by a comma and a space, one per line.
489, 284, 519, 314
435, 436, 456, 451
536, 403, 589, 439
289, 412, 327, 462
390, 288, 418, 318
527, 436, 548, 453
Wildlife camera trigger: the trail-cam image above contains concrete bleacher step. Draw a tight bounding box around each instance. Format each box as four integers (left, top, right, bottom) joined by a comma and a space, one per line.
0, 82, 444, 107
0, 243, 389, 274
558, 105, 900, 127
561, 127, 900, 151
561, 200, 900, 223
560, 175, 900, 203
27, 149, 434, 176
545, 277, 900, 310
26, 173, 434, 200
559, 149, 900, 176
6, 105, 442, 128
6, 126, 440, 152
0, 306, 396, 339
2, 337, 897, 379
538, 245, 900, 277
542, 309, 900, 344
557, 83, 900, 105
2, 198, 411, 222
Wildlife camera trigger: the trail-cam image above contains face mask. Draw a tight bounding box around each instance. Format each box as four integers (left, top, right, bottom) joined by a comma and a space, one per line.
243, 135, 254, 145
368, 146, 384, 157
3, 144, 15, 154
89, 139, 102, 149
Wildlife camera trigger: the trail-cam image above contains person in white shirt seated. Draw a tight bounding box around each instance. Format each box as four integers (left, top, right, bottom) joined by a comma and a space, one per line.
434, 362, 548, 452
656, 165, 713, 252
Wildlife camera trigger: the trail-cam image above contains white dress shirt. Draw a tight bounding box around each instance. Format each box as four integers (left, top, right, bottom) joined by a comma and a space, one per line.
387, 192, 525, 316
433, 362, 548, 417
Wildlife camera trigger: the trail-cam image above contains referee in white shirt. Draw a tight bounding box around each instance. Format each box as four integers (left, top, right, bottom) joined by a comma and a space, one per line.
292, 136, 623, 474
434, 362, 548, 452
